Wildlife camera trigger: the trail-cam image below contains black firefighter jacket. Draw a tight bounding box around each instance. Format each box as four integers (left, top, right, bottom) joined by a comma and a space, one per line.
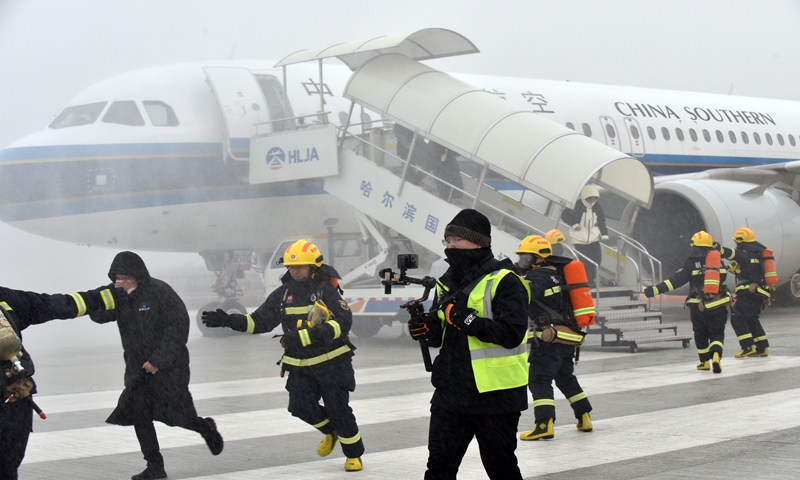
89, 252, 196, 426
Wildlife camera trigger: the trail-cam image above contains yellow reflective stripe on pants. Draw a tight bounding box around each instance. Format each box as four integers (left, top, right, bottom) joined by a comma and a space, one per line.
69, 293, 87, 317
533, 398, 555, 408
737, 332, 753, 341
313, 418, 330, 429
709, 340, 724, 349
339, 431, 361, 445
99, 289, 115, 310
754, 335, 768, 343
282, 345, 352, 367
697, 345, 710, 354
568, 392, 587, 404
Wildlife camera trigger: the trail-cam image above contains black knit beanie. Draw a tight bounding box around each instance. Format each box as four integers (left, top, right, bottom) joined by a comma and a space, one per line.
444, 209, 491, 247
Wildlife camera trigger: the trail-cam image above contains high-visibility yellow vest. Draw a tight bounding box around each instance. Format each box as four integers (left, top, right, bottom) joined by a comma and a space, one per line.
437, 269, 530, 393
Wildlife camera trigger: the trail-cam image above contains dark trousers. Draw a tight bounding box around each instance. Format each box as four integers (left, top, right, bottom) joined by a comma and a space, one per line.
0, 400, 32, 480
130, 392, 207, 466
731, 291, 769, 350
286, 365, 364, 458
426, 408, 522, 480
528, 342, 591, 423
574, 242, 602, 288
689, 304, 727, 361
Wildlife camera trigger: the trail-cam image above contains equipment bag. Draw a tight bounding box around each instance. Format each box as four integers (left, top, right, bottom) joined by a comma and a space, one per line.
539, 325, 586, 345
563, 260, 595, 327
703, 250, 721, 295
762, 248, 778, 285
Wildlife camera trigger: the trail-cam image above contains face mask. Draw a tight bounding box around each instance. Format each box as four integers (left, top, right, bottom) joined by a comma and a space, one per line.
126, 286, 137, 294
517, 254, 533, 271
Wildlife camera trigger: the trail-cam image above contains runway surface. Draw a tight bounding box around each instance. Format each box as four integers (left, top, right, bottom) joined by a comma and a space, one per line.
16, 305, 800, 479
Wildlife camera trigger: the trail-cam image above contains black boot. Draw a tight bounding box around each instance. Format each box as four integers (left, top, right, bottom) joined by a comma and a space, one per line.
201, 417, 224, 455
131, 462, 167, 480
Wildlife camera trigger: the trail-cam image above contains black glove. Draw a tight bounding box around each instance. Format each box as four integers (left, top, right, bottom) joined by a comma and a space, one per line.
712, 241, 723, 252
202, 309, 231, 328
280, 329, 301, 349
82, 285, 128, 312
408, 315, 431, 341
643, 286, 656, 298
105, 287, 128, 306
447, 303, 479, 332
703, 293, 716, 302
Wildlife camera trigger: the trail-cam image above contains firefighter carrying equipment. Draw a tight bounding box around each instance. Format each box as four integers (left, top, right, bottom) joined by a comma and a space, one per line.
517, 235, 550, 258
563, 260, 595, 327
0, 309, 24, 375
536, 324, 585, 345
762, 248, 778, 285
2, 377, 33, 403
282, 240, 324, 267
298, 300, 331, 329
691, 231, 714, 248
545, 229, 566, 245
733, 227, 756, 243
703, 250, 722, 295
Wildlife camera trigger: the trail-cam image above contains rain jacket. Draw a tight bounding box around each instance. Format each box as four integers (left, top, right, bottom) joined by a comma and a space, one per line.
561, 185, 608, 245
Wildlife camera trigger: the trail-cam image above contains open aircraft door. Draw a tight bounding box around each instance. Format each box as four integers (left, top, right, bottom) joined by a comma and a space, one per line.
203, 67, 270, 162
623, 117, 645, 157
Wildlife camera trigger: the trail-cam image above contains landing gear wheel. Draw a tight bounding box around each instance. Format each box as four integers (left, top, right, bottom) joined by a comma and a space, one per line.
629, 345, 638, 353
350, 317, 383, 338
682, 339, 691, 348
196, 300, 247, 337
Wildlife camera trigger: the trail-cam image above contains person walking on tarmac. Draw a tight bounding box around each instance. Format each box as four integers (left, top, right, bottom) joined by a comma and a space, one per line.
515, 236, 594, 441
644, 232, 732, 373
406, 209, 531, 480
720, 227, 772, 357
202, 240, 364, 472
1, 283, 126, 480
90, 252, 224, 480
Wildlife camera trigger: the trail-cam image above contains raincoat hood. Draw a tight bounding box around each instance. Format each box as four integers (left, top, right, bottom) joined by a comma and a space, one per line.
107, 251, 151, 285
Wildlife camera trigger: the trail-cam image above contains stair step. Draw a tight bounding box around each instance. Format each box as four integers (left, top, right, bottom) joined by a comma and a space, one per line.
592, 286, 636, 298
604, 320, 678, 332
597, 297, 647, 308
598, 310, 663, 321
620, 332, 694, 344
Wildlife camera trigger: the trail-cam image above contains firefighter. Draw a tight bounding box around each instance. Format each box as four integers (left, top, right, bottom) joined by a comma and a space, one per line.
407, 208, 530, 479
1, 284, 125, 479
545, 229, 566, 256
719, 227, 771, 357
201, 240, 364, 472
644, 231, 731, 373
516, 236, 593, 441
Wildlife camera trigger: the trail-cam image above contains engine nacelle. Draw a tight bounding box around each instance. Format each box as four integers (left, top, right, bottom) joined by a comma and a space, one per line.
629, 177, 800, 288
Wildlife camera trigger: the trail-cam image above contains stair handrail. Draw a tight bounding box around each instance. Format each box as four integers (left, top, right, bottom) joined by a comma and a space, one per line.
608, 226, 663, 312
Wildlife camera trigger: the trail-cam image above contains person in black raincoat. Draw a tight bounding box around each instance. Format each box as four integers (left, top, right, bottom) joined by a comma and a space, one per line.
407, 209, 530, 480
90, 251, 223, 480
1, 284, 124, 480
201, 240, 364, 472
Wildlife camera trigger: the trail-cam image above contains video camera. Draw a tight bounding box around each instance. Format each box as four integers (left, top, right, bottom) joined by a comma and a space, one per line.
379, 254, 436, 372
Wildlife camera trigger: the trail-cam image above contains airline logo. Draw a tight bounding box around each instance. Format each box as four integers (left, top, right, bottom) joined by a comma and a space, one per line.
266, 146, 321, 170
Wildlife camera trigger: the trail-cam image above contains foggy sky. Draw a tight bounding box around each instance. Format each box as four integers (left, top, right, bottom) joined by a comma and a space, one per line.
1, 0, 799, 293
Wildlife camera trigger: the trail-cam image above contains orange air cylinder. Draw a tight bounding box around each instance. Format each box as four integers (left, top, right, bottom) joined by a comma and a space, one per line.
703, 250, 721, 295
563, 260, 595, 327
762, 248, 778, 285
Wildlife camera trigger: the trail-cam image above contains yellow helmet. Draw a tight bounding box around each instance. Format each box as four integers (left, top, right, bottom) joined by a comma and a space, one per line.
282, 240, 323, 267
545, 229, 565, 245
732, 227, 755, 243
516, 235, 552, 258
690, 231, 713, 247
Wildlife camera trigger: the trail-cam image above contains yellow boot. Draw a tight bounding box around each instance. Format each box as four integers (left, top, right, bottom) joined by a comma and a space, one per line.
753, 347, 769, 357
735, 345, 757, 358
520, 418, 554, 440
712, 352, 722, 374
317, 433, 338, 457
576, 412, 593, 432
344, 457, 363, 472
697, 360, 710, 371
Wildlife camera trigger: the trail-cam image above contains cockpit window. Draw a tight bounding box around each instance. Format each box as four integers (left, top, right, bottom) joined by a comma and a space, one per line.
49, 102, 107, 129
143, 101, 179, 126
102, 101, 145, 126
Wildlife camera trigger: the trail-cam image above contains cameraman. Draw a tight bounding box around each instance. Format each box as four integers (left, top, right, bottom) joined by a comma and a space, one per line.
407, 209, 530, 480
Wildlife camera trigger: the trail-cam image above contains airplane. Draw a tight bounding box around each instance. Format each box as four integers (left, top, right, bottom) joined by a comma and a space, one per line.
2, 29, 799, 339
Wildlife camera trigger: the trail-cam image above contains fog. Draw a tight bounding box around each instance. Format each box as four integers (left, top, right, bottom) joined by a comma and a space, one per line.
1, 0, 799, 344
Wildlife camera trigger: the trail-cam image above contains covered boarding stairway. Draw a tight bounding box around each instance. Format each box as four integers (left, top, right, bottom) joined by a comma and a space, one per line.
264, 29, 689, 351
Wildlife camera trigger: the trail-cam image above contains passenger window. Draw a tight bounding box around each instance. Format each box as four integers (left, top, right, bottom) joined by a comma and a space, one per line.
661, 127, 670, 141
566, 122, 575, 131
647, 126, 656, 140
102, 101, 145, 126
702, 129, 711, 142
765, 133, 773, 145
582, 123, 592, 137
689, 129, 698, 142
728, 131, 737, 144
49, 102, 108, 128
778, 134, 785, 146
753, 132, 761, 145
605, 124, 616, 139
675, 128, 684, 141
790, 135, 796, 147
143, 101, 179, 126
716, 130, 724, 143
741, 132, 749, 144
629, 125, 640, 139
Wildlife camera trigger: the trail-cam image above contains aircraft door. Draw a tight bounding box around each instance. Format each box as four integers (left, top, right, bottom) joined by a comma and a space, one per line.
203, 67, 269, 162
623, 117, 645, 157
599, 116, 622, 151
